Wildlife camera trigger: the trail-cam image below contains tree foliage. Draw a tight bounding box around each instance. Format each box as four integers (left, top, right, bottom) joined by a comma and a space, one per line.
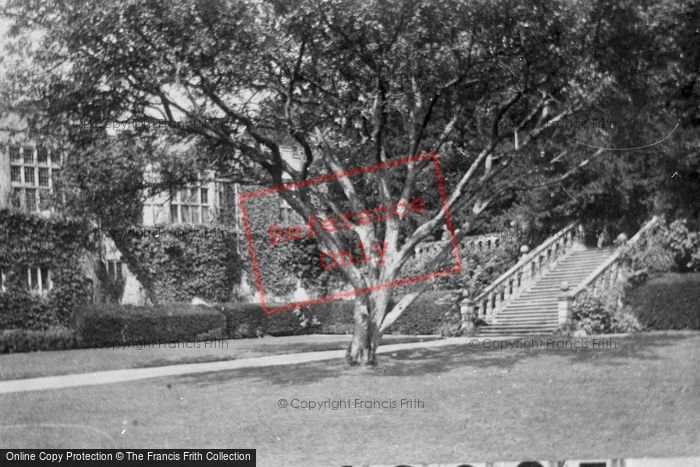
2, 0, 695, 363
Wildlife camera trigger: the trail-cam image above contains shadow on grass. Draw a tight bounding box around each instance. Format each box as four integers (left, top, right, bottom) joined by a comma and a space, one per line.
141, 336, 441, 369
173, 332, 699, 387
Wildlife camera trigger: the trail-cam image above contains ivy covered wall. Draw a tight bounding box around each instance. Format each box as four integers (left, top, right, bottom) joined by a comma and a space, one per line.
109, 224, 242, 304
236, 184, 340, 301
0, 209, 94, 330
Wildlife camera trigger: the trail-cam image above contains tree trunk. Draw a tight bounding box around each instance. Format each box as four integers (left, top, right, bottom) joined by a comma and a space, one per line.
346, 294, 387, 365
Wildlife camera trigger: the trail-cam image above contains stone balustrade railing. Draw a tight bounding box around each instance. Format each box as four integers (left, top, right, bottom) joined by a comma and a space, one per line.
460, 223, 580, 329
556, 216, 663, 326
414, 232, 504, 259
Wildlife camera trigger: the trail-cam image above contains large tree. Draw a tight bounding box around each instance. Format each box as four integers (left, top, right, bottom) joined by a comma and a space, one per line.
2, 0, 655, 363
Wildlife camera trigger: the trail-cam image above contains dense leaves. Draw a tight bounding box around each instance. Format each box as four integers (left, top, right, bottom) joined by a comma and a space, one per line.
0, 209, 93, 330
110, 225, 242, 304
2, 0, 697, 361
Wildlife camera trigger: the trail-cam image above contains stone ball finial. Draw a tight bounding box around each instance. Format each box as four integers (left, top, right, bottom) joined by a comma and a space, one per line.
614, 233, 628, 246
520, 245, 530, 255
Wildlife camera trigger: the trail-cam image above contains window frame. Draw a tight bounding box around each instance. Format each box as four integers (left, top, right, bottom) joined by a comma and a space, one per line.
105, 260, 123, 281
169, 178, 212, 225
9, 145, 21, 162
9, 146, 61, 212
26, 266, 52, 296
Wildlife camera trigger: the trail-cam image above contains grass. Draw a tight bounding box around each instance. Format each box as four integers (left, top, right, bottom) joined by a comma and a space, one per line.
0, 331, 698, 466
627, 272, 700, 330
0, 334, 439, 381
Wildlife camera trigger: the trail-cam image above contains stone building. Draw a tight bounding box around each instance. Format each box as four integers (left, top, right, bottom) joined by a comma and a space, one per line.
0, 116, 307, 305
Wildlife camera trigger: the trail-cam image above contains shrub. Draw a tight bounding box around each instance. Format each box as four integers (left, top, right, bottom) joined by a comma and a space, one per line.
0, 326, 77, 354
218, 303, 264, 338
308, 293, 460, 336
626, 273, 700, 330
0, 294, 59, 330
568, 283, 641, 334
621, 218, 700, 273
75, 303, 226, 348
219, 294, 460, 338
621, 229, 676, 274
666, 219, 700, 271
396, 237, 520, 295
307, 300, 355, 334
218, 303, 320, 338
389, 291, 461, 336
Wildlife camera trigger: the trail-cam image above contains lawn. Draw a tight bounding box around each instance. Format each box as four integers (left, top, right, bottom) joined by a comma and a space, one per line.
0, 331, 698, 466
0, 334, 438, 381
627, 272, 700, 330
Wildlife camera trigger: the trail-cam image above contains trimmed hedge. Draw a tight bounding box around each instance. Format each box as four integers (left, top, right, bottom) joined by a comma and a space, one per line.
297, 292, 461, 336
218, 303, 320, 338
389, 291, 461, 336
308, 300, 355, 334
2, 291, 460, 354
626, 272, 700, 330
0, 327, 77, 354
218, 296, 459, 338
75, 303, 226, 348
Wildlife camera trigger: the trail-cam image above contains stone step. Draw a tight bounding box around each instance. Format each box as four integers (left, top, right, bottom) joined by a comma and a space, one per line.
531, 279, 590, 285
513, 294, 561, 300
498, 314, 558, 320
554, 258, 611, 264
499, 306, 559, 312
479, 327, 559, 334
481, 322, 560, 329
480, 325, 560, 331
535, 275, 599, 281
540, 269, 597, 274
499, 311, 558, 315
500, 307, 558, 312
536, 271, 599, 277
477, 247, 617, 336
502, 302, 560, 308
499, 308, 559, 312
505, 302, 559, 308
515, 293, 561, 297
477, 332, 557, 337
542, 266, 603, 271
525, 283, 579, 289
493, 319, 558, 325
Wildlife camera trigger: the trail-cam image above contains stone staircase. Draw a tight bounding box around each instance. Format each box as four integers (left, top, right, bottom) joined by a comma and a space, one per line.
478, 247, 616, 336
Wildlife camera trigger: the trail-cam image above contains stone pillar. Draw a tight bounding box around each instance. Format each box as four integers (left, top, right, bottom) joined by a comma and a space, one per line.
574, 224, 586, 249
460, 299, 476, 332
558, 281, 571, 326
0, 143, 10, 208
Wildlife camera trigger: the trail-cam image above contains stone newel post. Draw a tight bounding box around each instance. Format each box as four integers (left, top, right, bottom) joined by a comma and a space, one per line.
460, 299, 476, 332
557, 281, 572, 326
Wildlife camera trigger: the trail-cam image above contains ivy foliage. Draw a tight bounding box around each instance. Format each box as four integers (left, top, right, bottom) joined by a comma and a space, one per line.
621, 218, 700, 273
0, 209, 94, 330
568, 283, 641, 335
569, 217, 700, 334
109, 224, 242, 304
395, 236, 521, 297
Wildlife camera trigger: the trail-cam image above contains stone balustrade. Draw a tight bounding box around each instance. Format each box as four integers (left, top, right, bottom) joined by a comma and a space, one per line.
413, 233, 504, 259
556, 216, 663, 326
460, 223, 579, 330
